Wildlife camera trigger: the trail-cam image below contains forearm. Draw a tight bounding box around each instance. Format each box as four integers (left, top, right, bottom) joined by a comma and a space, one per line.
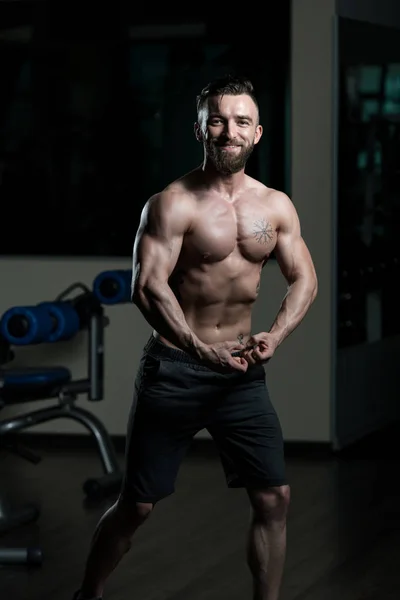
269, 277, 317, 346
133, 282, 204, 356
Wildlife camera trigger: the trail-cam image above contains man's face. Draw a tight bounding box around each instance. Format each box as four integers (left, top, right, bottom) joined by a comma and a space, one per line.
195, 93, 263, 175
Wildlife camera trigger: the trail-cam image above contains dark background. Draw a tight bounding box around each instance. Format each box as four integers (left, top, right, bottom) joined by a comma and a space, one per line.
0, 2, 291, 257
336, 16, 400, 346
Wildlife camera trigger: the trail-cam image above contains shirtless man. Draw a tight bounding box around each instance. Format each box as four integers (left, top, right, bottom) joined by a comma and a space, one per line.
73, 75, 317, 600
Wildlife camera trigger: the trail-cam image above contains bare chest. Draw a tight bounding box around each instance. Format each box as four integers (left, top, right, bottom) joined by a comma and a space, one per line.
182, 199, 277, 264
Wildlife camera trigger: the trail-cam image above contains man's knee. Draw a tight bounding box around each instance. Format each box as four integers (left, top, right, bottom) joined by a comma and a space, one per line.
116, 495, 154, 529
248, 484, 290, 523
134, 501, 154, 521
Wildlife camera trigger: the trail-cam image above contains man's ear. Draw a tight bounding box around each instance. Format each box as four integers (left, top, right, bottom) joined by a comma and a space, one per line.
194, 122, 203, 142
254, 124, 263, 145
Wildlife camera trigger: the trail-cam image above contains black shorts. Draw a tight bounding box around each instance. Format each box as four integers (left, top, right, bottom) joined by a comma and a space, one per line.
121, 336, 287, 504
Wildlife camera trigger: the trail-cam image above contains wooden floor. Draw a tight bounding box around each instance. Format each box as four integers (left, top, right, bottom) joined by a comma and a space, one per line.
1, 428, 400, 600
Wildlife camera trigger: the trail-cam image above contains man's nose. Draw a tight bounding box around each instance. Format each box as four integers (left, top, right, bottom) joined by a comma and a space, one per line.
223, 121, 237, 139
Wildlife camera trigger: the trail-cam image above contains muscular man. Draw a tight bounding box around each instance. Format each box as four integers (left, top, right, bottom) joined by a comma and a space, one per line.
73, 75, 317, 600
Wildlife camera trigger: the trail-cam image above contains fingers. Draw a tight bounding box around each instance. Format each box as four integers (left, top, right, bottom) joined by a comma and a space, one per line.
212, 338, 272, 372
245, 336, 256, 349
245, 332, 268, 348
240, 347, 256, 365
245, 350, 257, 365
229, 356, 248, 372
253, 345, 264, 360
243, 344, 270, 365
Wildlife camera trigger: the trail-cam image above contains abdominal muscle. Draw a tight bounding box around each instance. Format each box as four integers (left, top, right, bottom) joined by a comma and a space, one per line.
156, 261, 261, 349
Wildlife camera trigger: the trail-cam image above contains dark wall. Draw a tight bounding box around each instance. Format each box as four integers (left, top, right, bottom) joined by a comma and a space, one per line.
336, 12, 400, 347
0, 3, 291, 258
336, 0, 400, 29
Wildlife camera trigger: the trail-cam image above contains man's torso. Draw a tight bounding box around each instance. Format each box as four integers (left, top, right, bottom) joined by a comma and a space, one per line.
157, 171, 282, 348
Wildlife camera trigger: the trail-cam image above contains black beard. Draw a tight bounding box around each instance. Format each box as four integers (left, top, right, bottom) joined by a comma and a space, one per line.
206, 141, 255, 175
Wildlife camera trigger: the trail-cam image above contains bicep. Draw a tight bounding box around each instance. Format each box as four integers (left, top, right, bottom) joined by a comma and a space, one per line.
133, 227, 183, 289
131, 193, 190, 294
274, 232, 315, 284
273, 196, 316, 284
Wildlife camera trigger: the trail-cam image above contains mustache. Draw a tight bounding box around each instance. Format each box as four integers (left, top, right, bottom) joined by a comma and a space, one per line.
214, 141, 243, 147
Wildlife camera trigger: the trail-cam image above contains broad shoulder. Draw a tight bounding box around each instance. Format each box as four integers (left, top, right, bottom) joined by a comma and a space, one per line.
257, 185, 299, 232
245, 178, 287, 206
243, 179, 300, 235
146, 182, 196, 216
141, 182, 196, 234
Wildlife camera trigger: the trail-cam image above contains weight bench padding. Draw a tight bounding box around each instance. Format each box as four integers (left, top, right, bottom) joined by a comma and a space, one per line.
0, 367, 71, 404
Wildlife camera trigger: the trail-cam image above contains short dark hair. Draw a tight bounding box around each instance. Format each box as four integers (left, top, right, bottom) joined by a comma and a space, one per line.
196, 74, 259, 118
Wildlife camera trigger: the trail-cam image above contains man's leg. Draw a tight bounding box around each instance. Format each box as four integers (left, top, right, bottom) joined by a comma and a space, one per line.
74, 349, 198, 599
208, 364, 289, 600
246, 485, 290, 600
76, 497, 154, 599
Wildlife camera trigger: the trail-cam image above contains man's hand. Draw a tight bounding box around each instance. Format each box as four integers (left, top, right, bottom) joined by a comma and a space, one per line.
241, 332, 279, 366
197, 341, 248, 373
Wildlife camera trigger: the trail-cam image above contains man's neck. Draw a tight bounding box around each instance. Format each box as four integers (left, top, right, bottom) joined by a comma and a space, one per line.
200, 162, 246, 199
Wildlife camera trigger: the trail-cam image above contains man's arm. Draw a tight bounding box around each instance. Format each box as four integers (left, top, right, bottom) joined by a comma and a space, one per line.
131, 191, 203, 356
268, 192, 318, 346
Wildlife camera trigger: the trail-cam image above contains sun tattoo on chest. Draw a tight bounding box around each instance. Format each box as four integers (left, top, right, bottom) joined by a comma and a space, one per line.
253, 218, 274, 244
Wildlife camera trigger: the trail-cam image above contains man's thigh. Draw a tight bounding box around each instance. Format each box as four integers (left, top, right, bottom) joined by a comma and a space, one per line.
208, 365, 287, 489
122, 352, 224, 503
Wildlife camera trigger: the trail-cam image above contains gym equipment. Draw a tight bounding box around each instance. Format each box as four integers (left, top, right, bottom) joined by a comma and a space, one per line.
0, 301, 80, 346
0, 485, 43, 566
93, 269, 132, 305
0, 547, 42, 566
0, 281, 124, 566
